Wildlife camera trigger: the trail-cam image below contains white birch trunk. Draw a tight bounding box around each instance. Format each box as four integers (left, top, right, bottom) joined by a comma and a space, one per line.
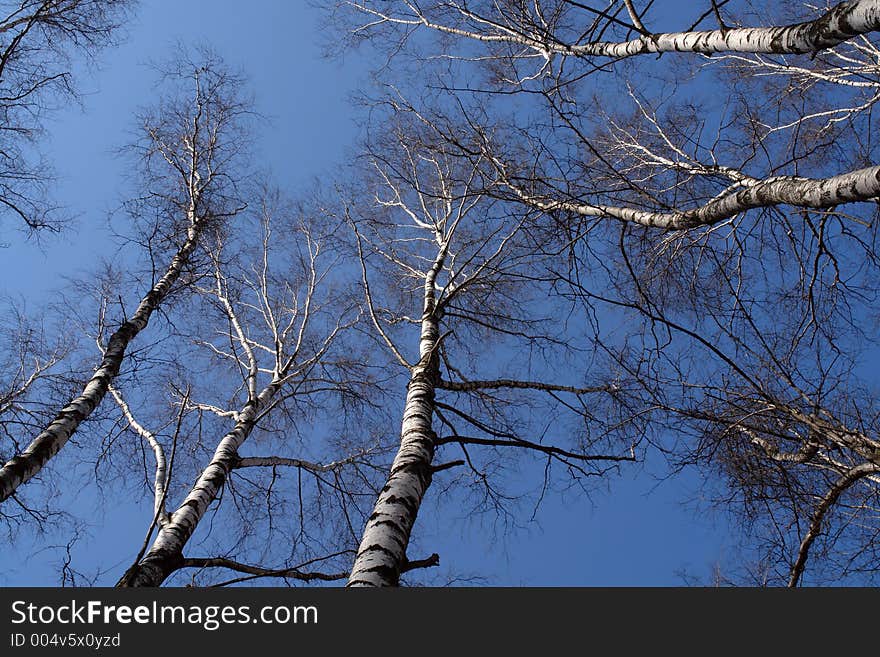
0, 222, 203, 503
347, 260, 443, 586
117, 378, 284, 587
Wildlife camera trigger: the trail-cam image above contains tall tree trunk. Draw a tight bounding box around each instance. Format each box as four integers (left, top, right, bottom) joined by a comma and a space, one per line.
117, 379, 283, 587
0, 221, 203, 503
348, 261, 443, 587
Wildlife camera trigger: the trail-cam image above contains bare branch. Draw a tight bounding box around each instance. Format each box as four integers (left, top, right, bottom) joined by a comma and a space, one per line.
504, 164, 880, 230
437, 378, 616, 395
789, 462, 880, 587
181, 557, 347, 585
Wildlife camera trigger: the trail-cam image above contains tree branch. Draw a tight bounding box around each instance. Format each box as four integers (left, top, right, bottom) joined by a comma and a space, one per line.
351, 0, 880, 60
401, 552, 440, 573
505, 164, 880, 230
788, 462, 880, 587
437, 377, 616, 395
181, 557, 347, 585
435, 434, 635, 463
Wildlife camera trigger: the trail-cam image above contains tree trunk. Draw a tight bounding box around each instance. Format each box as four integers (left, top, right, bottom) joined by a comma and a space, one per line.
348, 265, 442, 587
0, 222, 203, 503
117, 381, 282, 587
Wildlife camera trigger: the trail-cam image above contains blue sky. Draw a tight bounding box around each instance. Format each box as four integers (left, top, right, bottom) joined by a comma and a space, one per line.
0, 1, 732, 586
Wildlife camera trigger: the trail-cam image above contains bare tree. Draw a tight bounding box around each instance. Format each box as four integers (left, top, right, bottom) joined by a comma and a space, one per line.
114, 197, 370, 586
0, 54, 249, 506
558, 211, 880, 585
0, 0, 132, 235
1, 49, 399, 590
333, 0, 880, 585
344, 114, 638, 586
5, 0, 879, 587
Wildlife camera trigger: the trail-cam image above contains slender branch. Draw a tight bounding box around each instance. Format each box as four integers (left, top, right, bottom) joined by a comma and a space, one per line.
788, 462, 880, 587
233, 451, 371, 474
109, 385, 169, 525
622, 0, 648, 34
437, 378, 616, 395
742, 427, 820, 465
435, 434, 635, 463
350, 219, 412, 369
181, 557, 347, 583
431, 460, 464, 473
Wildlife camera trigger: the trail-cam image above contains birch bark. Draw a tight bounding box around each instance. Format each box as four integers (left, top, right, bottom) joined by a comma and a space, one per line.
352, 0, 880, 60
0, 220, 204, 502
117, 377, 284, 587
347, 252, 444, 586
115, 209, 345, 587
508, 164, 880, 230
0, 60, 243, 505
562, 0, 880, 58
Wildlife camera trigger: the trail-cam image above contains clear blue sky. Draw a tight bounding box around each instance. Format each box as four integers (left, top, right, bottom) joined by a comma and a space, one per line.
0, 1, 731, 586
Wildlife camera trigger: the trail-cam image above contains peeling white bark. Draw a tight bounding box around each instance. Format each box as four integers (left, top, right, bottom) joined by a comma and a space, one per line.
117, 379, 282, 587
562, 0, 880, 58
0, 222, 203, 503
363, 0, 880, 59
347, 252, 444, 587
511, 164, 880, 230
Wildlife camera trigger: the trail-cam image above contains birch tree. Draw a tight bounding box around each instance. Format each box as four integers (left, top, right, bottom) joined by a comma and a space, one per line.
337, 0, 880, 212
557, 199, 880, 585
344, 115, 638, 586
0, 0, 131, 235
1, 53, 391, 587
0, 55, 250, 506
112, 198, 374, 587
579, 38, 880, 585
333, 0, 880, 584
4, 0, 878, 586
